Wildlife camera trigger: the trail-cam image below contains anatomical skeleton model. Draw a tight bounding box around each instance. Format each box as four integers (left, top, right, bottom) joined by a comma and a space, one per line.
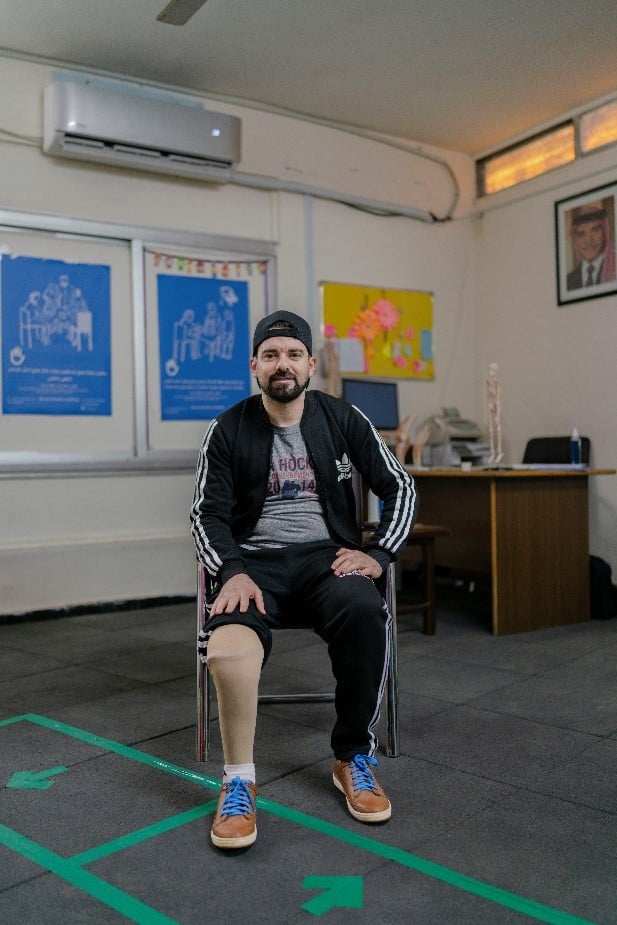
484, 362, 503, 464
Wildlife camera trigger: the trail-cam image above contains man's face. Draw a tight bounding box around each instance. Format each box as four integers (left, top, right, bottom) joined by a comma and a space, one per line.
251, 336, 316, 403
572, 218, 606, 263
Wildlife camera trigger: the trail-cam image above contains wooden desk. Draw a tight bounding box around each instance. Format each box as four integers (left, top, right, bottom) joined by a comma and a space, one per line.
407, 467, 615, 635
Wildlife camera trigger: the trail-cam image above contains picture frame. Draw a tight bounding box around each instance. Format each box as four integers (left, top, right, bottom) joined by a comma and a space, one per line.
555, 181, 617, 305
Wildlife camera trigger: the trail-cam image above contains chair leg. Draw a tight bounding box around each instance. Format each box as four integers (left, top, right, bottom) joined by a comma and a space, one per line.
196, 654, 207, 762
196, 565, 209, 762
204, 663, 211, 761
385, 562, 399, 757
423, 542, 436, 635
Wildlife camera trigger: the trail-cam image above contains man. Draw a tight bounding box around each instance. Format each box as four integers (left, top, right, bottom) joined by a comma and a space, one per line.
190, 310, 417, 850
566, 199, 616, 291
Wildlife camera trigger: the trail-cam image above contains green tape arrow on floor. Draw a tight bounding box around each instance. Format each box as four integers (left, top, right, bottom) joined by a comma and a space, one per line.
6, 766, 68, 790
302, 876, 363, 915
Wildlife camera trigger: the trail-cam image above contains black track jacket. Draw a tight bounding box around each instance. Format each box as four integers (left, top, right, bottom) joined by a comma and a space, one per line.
190, 390, 418, 583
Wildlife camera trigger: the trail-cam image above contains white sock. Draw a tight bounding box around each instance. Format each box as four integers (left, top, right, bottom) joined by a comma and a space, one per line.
223, 763, 256, 784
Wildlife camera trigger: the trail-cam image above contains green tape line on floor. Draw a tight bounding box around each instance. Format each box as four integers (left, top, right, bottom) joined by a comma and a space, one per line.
1, 714, 599, 925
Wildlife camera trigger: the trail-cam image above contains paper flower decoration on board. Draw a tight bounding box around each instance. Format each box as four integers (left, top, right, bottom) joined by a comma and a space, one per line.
320, 282, 434, 380
347, 298, 403, 372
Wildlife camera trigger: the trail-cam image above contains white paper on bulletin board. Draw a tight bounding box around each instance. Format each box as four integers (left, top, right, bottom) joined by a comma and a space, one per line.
144, 246, 273, 452
0, 226, 133, 456
320, 281, 434, 379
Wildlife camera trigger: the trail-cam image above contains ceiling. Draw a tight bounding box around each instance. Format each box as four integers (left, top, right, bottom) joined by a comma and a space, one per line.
1, 0, 616, 156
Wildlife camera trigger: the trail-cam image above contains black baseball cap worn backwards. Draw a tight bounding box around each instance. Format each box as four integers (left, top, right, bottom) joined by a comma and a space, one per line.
252, 310, 313, 356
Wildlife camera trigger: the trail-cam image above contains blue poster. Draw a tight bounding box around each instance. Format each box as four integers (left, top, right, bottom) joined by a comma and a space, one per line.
1, 255, 111, 416
157, 275, 250, 420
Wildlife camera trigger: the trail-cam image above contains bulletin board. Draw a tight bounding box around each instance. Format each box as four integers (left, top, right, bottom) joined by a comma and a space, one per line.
143, 244, 271, 453
2, 255, 112, 417
320, 281, 434, 379
0, 209, 275, 471
0, 224, 133, 459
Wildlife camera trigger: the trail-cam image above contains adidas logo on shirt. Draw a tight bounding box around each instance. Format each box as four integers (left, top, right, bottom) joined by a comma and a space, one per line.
336, 453, 352, 481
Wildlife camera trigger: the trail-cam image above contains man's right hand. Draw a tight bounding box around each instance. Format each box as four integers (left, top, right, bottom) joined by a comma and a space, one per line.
210, 573, 266, 616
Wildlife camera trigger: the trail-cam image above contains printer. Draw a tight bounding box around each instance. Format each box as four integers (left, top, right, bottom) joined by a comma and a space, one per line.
422, 408, 489, 466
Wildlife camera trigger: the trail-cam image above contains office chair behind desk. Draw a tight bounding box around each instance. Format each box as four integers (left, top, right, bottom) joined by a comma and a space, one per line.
522, 436, 591, 465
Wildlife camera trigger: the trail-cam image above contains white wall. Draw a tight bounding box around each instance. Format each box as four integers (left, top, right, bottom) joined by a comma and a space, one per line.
3, 56, 614, 615
310, 197, 479, 424
0, 56, 476, 614
474, 148, 617, 571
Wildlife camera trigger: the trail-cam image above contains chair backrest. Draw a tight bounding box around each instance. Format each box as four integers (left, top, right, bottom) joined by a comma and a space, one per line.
522, 435, 591, 465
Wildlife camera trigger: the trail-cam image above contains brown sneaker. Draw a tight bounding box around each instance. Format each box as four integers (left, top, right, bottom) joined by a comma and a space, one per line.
333, 755, 391, 823
211, 777, 257, 849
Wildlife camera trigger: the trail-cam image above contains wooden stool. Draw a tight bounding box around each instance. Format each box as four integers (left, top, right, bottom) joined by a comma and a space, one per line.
398, 523, 450, 634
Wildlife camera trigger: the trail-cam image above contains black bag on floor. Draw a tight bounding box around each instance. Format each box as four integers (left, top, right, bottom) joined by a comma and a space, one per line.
589, 555, 617, 619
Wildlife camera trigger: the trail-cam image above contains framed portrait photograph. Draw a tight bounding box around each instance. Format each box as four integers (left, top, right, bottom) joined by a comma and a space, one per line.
555, 182, 617, 305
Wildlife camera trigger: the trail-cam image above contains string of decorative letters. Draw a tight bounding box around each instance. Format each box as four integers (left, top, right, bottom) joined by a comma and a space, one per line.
146, 248, 271, 313
147, 248, 270, 280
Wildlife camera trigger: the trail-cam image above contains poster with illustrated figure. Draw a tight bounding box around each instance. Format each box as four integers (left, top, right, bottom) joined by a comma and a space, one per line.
157, 275, 250, 420
1, 255, 111, 415
320, 281, 434, 380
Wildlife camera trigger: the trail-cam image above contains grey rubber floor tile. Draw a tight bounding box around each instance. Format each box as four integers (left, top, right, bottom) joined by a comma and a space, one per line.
414, 788, 616, 925
396, 650, 526, 704
40, 683, 195, 745
0, 666, 142, 719
0, 645, 66, 682
0, 843, 44, 893
399, 703, 597, 788
0, 621, 120, 662
530, 736, 617, 812
471, 648, 617, 735
0, 875, 129, 924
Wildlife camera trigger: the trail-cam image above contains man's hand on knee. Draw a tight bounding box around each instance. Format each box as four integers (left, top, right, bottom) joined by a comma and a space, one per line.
211, 574, 266, 615
332, 548, 383, 579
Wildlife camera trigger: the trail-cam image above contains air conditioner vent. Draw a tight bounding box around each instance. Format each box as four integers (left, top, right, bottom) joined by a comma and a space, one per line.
63, 135, 105, 151
113, 143, 163, 160
43, 81, 241, 184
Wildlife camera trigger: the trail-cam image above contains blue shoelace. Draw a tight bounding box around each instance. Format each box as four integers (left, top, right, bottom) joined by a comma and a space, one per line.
220, 777, 254, 817
348, 755, 380, 793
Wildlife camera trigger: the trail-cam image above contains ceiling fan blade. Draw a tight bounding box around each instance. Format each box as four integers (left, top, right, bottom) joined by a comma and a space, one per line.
156, 0, 208, 26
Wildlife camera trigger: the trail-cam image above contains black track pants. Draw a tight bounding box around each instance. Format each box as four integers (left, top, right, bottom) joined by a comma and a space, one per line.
201, 541, 391, 759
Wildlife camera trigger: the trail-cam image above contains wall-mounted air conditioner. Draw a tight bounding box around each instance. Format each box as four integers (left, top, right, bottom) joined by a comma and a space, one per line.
43, 81, 241, 183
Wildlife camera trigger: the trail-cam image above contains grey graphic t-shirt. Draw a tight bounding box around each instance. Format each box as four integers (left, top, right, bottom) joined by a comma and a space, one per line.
241, 424, 331, 548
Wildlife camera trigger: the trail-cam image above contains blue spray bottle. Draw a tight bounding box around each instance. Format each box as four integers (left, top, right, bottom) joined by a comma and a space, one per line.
569, 428, 582, 464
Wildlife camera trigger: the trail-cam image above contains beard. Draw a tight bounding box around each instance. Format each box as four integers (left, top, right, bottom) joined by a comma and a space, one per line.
257, 371, 310, 403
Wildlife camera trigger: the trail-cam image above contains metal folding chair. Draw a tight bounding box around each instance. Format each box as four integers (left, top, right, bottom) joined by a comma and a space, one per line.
195, 557, 399, 761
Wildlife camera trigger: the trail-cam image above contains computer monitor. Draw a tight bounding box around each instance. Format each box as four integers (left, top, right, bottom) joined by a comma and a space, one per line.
341, 378, 399, 430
